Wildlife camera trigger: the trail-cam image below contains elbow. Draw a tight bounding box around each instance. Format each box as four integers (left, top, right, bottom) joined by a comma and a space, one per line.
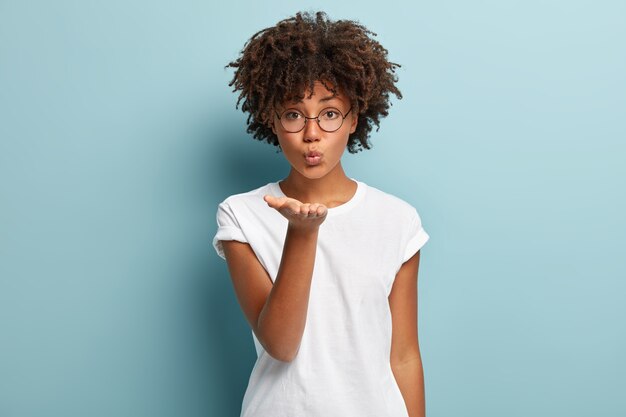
270, 352, 296, 363
255, 318, 302, 362
263, 340, 300, 363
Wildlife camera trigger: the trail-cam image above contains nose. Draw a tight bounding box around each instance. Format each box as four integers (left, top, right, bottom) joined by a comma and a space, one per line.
302, 118, 321, 142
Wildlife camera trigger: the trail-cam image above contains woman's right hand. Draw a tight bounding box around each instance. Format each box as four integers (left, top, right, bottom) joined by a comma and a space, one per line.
263, 195, 328, 230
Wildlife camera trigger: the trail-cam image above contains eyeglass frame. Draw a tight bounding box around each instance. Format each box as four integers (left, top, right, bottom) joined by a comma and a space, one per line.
274, 106, 353, 133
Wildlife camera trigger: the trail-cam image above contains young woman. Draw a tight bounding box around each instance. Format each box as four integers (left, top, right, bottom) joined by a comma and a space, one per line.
212, 11, 430, 417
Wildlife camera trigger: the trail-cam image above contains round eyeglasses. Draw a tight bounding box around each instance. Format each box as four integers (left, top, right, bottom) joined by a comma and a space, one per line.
275, 106, 353, 133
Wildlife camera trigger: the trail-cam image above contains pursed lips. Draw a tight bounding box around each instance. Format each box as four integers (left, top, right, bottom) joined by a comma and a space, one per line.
304, 151, 323, 165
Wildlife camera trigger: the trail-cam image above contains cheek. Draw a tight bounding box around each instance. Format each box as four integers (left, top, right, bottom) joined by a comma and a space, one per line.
325, 142, 348, 163
277, 136, 299, 159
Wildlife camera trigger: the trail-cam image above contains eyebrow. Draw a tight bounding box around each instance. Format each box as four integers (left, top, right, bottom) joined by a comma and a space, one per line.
290, 95, 339, 104
318, 95, 339, 102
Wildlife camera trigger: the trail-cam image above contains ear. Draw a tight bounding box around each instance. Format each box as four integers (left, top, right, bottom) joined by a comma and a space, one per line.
349, 111, 358, 134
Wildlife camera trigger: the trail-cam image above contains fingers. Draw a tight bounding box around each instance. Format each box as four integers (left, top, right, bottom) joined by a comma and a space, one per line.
313, 204, 327, 216
300, 203, 312, 216
293, 202, 326, 217
263, 195, 327, 217
303, 203, 323, 216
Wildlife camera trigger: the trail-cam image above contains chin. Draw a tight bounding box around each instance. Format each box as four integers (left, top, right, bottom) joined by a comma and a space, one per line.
300, 171, 327, 179
296, 167, 328, 179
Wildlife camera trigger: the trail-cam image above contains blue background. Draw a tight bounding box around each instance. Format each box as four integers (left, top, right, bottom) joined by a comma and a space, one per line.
1, 1, 624, 416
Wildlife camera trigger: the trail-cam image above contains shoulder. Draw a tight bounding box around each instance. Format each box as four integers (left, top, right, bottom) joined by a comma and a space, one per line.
215, 182, 282, 226
219, 182, 273, 208
362, 181, 421, 220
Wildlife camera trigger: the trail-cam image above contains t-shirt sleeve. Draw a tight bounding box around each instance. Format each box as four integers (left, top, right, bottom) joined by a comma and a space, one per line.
212, 201, 248, 260
401, 207, 430, 264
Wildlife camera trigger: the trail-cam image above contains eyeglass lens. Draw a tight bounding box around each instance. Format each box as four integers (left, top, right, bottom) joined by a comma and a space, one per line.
279, 108, 346, 132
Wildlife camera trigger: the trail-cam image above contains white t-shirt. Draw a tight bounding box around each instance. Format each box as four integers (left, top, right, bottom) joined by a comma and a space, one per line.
212, 178, 430, 417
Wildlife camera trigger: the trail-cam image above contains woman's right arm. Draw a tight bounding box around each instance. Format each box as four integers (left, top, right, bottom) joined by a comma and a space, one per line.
220, 196, 326, 362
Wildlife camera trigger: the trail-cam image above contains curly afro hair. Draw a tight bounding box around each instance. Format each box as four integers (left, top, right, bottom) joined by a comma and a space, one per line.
225, 10, 402, 154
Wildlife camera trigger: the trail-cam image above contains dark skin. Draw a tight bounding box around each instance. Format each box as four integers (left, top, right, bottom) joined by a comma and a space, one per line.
225, 11, 403, 154
220, 81, 425, 417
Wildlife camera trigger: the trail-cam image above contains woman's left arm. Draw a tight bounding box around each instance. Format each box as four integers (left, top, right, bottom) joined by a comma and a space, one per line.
389, 250, 425, 417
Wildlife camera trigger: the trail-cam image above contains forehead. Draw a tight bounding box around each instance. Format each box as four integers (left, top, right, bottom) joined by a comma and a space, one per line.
282, 81, 349, 106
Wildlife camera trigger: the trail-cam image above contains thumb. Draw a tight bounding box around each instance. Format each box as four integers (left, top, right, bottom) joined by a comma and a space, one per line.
263, 194, 278, 207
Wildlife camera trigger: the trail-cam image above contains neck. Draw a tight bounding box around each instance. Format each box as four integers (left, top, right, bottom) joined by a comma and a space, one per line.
279, 164, 356, 207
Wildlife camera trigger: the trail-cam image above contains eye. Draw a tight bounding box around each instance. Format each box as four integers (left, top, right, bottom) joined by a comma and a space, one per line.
320, 109, 340, 120
284, 111, 302, 120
